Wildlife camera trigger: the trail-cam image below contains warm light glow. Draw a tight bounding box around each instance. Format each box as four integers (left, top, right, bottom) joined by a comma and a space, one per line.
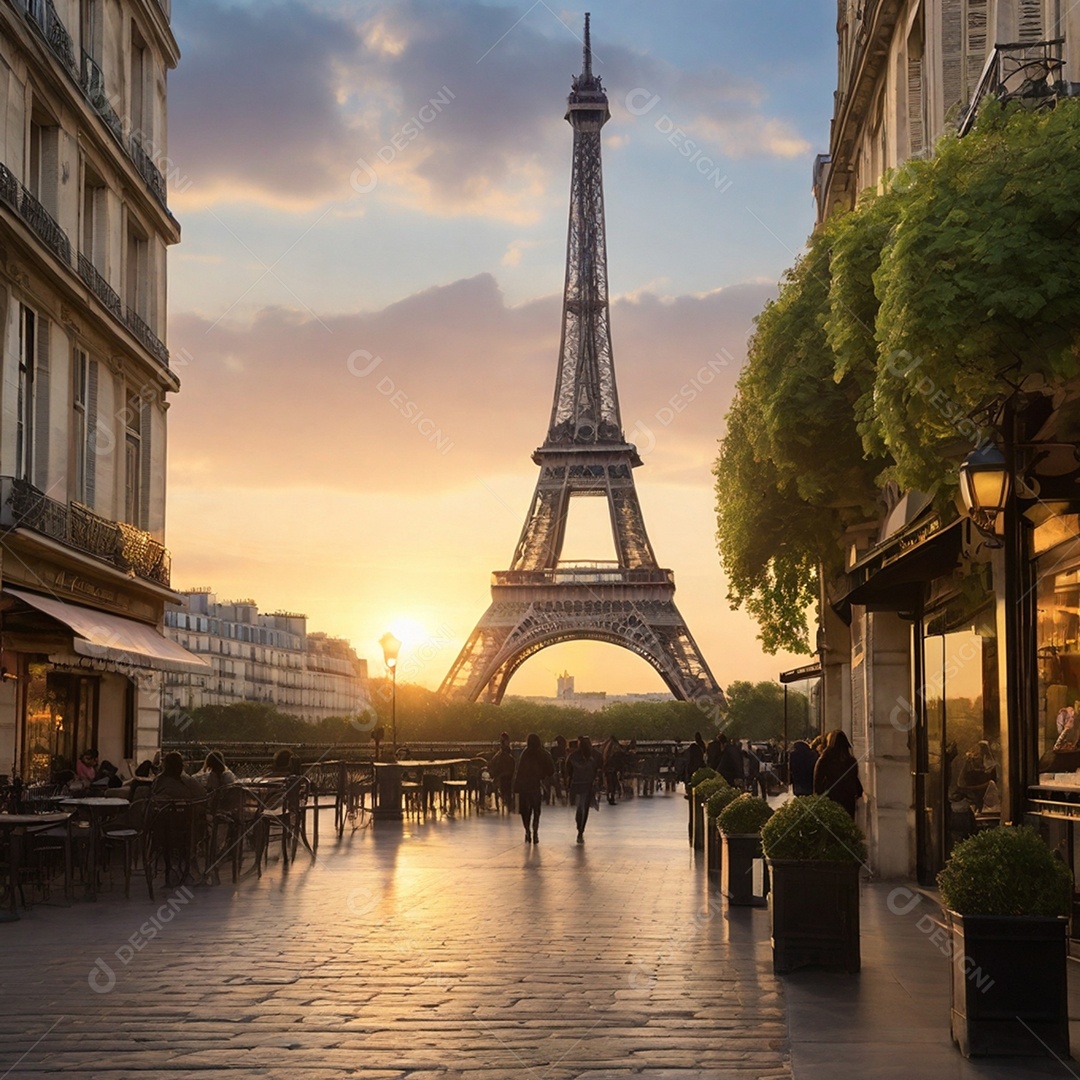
379, 631, 402, 670
387, 617, 427, 650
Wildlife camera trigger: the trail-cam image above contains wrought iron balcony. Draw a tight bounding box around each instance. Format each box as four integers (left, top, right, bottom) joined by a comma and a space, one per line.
77, 252, 123, 320
80, 51, 124, 144
959, 39, 1072, 135
129, 136, 169, 210
0, 162, 72, 265
125, 307, 170, 368
24, 0, 78, 79
1, 477, 171, 587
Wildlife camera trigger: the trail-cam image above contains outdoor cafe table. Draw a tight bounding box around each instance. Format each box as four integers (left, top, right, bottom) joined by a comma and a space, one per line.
59, 797, 130, 900
371, 759, 469, 821
0, 812, 73, 919
237, 776, 320, 855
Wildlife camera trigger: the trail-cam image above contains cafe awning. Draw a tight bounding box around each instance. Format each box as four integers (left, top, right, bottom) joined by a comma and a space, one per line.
5, 588, 210, 674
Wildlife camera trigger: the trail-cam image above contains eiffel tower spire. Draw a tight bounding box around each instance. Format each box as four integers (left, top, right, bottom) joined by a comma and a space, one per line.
441, 18, 723, 708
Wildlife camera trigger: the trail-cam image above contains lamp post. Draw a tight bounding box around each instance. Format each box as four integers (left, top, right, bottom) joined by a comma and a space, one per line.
959, 425, 1034, 825
379, 632, 401, 754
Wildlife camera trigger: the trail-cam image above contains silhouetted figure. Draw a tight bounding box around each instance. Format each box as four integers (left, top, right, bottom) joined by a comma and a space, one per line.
489, 732, 516, 812
566, 735, 600, 842
514, 733, 555, 843
813, 729, 863, 819
788, 740, 817, 796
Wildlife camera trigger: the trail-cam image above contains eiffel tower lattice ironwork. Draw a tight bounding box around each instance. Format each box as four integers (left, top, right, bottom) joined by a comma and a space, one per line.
440, 15, 723, 707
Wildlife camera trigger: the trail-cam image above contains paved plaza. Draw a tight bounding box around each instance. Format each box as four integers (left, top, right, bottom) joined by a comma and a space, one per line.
1, 792, 1079, 1079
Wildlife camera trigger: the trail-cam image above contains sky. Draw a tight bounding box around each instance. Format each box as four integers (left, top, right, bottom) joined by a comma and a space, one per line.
163, 0, 839, 697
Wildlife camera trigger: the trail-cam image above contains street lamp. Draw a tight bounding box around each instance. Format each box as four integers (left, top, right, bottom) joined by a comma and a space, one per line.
379, 632, 401, 753
958, 443, 1009, 535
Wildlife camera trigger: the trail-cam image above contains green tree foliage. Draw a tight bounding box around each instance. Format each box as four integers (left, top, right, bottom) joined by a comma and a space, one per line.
716, 100, 1080, 650
722, 680, 809, 742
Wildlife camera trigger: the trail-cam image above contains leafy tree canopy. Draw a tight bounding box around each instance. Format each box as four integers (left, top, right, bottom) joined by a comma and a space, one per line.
716, 100, 1080, 651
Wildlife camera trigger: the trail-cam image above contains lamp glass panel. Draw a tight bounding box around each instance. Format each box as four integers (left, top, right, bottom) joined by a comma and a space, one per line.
971, 468, 1009, 515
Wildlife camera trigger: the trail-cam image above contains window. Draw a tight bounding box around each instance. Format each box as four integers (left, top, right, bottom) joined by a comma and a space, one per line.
81, 165, 106, 269
72, 348, 88, 501
129, 24, 148, 139
17, 308, 37, 486
27, 108, 60, 214
123, 389, 141, 526
125, 221, 148, 316
80, 0, 100, 60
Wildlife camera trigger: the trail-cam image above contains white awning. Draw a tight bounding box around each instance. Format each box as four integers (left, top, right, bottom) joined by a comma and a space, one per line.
6, 588, 210, 674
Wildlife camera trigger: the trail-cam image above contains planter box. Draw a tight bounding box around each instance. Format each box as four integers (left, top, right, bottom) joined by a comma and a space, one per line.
947, 911, 1069, 1058
722, 833, 769, 906
768, 859, 860, 973
690, 795, 706, 851
704, 817, 723, 884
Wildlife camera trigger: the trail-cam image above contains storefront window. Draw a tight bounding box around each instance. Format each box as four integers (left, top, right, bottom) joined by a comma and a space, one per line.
922, 591, 1001, 865
21, 665, 98, 783
1037, 560, 1080, 764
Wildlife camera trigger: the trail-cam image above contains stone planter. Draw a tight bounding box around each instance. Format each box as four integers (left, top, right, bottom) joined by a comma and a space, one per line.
721, 833, 769, 906
768, 859, 859, 973
946, 911, 1068, 1058
704, 817, 723, 885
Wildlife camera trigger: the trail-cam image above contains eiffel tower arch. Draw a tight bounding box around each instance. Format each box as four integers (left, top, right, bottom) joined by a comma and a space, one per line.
441, 16, 723, 710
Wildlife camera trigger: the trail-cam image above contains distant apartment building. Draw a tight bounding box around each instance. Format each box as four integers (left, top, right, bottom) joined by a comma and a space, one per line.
0, 0, 202, 782
163, 589, 370, 722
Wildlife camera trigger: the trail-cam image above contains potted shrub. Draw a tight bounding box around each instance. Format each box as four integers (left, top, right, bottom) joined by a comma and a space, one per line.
937, 825, 1072, 1058
687, 767, 718, 849
761, 795, 865, 973
701, 780, 738, 883
718, 795, 773, 906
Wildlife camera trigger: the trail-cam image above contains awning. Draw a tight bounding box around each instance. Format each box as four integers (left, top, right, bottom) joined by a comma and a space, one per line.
831, 515, 964, 622
6, 588, 210, 674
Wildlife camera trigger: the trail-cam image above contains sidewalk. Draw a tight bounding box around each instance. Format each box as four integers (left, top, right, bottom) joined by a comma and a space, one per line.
0, 791, 1076, 1078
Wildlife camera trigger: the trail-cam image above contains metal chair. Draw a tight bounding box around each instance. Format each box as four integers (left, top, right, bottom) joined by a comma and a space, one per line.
143, 798, 208, 899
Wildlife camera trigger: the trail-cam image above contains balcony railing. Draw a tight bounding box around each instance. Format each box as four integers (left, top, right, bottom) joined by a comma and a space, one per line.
494, 564, 675, 588
77, 253, 123, 320
0, 162, 73, 265
25, 0, 78, 79
129, 136, 169, 210
1, 477, 171, 587
959, 39, 1072, 135
125, 307, 170, 368
81, 51, 124, 144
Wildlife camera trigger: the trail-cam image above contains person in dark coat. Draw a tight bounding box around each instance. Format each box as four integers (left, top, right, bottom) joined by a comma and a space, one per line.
705, 734, 723, 770
566, 735, 601, 842
683, 737, 705, 791
514, 733, 555, 843
788, 740, 818, 796
489, 732, 516, 812
813, 729, 863, 818
717, 733, 743, 789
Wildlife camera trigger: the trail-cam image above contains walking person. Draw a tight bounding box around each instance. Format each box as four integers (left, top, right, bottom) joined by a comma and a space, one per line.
788, 739, 818, 796
514, 733, 555, 843
489, 732, 516, 813
813, 729, 864, 819
566, 735, 600, 843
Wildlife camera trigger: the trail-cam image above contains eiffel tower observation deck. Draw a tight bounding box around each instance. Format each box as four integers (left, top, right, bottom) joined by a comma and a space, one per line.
441, 15, 723, 709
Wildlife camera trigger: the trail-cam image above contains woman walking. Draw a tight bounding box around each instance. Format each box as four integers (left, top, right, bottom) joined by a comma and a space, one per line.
566, 735, 601, 843
514, 733, 555, 843
813, 729, 863, 819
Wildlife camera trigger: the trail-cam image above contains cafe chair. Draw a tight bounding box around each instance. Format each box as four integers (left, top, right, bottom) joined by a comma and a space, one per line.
144, 798, 208, 899
102, 798, 149, 899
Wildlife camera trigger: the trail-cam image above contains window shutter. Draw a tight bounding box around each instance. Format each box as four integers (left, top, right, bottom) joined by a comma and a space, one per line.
1018, 0, 1044, 42
33, 318, 49, 488
966, 0, 989, 100
85, 359, 98, 506
908, 56, 925, 156
139, 396, 152, 530
941, 0, 964, 111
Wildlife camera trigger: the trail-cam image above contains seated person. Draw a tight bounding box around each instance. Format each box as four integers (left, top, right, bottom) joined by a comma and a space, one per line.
195, 751, 236, 792
268, 748, 299, 776
149, 751, 206, 801
76, 748, 99, 784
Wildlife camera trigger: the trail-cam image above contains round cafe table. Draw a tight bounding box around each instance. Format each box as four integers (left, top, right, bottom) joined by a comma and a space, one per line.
60, 798, 131, 900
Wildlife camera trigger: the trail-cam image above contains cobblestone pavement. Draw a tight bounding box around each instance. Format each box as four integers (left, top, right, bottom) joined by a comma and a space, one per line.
0, 792, 790, 1079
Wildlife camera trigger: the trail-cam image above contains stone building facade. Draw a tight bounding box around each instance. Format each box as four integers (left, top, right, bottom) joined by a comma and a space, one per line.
0, 0, 202, 783
163, 590, 371, 723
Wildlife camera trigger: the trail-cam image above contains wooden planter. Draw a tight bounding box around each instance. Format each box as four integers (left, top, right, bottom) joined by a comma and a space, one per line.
768, 859, 860, 973
947, 911, 1069, 1058
722, 833, 769, 906
704, 817, 723, 885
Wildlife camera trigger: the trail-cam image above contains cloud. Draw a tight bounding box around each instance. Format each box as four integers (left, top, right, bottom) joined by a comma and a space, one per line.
170, 1, 814, 216
167, 275, 775, 496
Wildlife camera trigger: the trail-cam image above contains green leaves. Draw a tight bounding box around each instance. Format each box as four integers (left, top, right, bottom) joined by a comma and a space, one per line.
715, 100, 1080, 650
760, 795, 867, 863
937, 825, 1073, 917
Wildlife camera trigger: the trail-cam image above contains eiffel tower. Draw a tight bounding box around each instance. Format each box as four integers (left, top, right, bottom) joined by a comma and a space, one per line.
441, 15, 723, 708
